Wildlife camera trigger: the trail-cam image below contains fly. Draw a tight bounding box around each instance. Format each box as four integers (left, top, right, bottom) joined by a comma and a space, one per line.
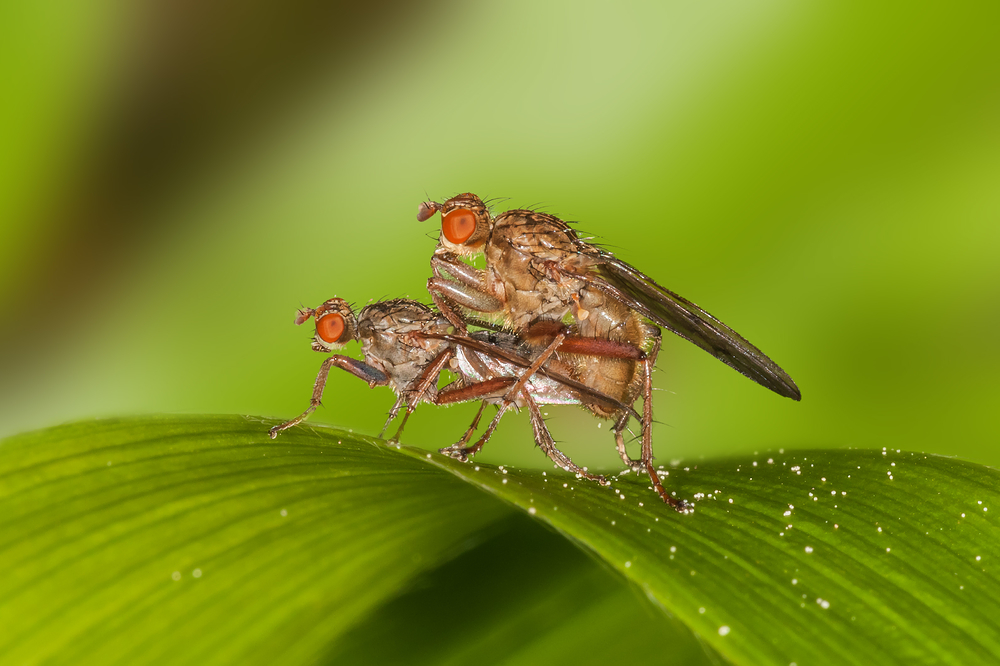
418, 193, 800, 511
268, 297, 636, 486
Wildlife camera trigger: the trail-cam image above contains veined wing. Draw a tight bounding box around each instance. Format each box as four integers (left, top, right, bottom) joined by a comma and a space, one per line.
419, 332, 642, 418
496, 210, 800, 400
587, 259, 801, 400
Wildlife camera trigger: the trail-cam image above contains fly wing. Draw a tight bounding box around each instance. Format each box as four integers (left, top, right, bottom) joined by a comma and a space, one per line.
587, 258, 801, 400
422, 333, 641, 419
497, 211, 800, 400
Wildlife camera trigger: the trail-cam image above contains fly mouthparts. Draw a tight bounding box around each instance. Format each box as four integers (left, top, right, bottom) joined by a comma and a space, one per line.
294, 308, 315, 326
417, 201, 441, 222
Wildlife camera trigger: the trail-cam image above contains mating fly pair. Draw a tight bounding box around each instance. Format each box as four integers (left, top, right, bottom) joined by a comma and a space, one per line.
271, 193, 801, 512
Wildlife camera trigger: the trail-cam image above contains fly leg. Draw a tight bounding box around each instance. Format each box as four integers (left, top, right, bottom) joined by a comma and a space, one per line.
471, 327, 651, 456
433, 375, 606, 485
465, 324, 568, 455
452, 400, 490, 447
436, 401, 490, 458
383, 348, 454, 443
379, 396, 407, 439
636, 329, 690, 513
524, 391, 607, 485
614, 325, 661, 473
524, 331, 689, 510
430, 251, 489, 287
558, 331, 649, 477
434, 377, 515, 461
613, 411, 645, 473
429, 290, 471, 333
270, 356, 389, 438
427, 253, 503, 330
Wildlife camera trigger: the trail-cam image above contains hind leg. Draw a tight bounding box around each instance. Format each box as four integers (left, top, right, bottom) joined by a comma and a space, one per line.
635, 335, 690, 513
524, 392, 607, 485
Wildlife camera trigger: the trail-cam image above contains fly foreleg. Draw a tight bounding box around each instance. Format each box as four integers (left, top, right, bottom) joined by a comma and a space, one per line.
270, 355, 389, 438
427, 277, 503, 322
427, 253, 503, 331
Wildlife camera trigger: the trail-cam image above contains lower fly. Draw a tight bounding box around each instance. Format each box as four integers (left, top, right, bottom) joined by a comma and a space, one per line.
268, 297, 646, 488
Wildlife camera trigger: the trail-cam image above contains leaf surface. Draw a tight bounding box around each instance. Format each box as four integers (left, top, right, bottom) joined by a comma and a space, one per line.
2, 415, 998, 665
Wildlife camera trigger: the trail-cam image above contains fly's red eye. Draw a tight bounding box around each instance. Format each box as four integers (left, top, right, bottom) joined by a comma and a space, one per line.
316, 312, 346, 344
442, 208, 477, 244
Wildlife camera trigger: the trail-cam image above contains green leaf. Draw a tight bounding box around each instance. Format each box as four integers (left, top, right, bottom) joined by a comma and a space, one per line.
2, 415, 998, 665
327, 514, 713, 666
420, 441, 1000, 665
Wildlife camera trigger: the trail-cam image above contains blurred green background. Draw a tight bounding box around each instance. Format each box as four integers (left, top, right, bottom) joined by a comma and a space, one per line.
2, 0, 998, 471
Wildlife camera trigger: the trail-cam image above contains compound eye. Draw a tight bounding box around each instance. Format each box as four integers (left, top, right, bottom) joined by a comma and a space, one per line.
442, 208, 477, 244
316, 312, 346, 344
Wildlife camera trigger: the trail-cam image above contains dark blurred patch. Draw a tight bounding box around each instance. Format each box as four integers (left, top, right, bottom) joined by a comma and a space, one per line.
322, 513, 711, 665
2, 0, 430, 354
